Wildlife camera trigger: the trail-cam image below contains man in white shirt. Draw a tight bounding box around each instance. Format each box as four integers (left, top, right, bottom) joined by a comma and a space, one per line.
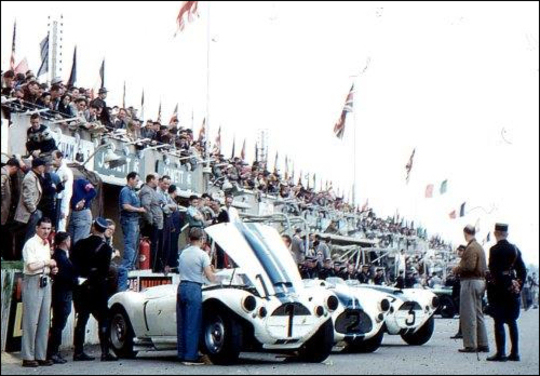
21, 217, 58, 367
52, 150, 73, 231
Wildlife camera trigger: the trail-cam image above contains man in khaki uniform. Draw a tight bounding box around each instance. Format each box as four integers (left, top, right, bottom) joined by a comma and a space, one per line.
454, 225, 489, 353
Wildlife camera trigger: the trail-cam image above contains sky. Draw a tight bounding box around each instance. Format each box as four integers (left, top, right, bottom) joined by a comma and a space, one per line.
2, 1, 539, 265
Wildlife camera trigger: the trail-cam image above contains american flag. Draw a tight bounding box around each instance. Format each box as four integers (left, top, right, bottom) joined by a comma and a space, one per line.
333, 83, 355, 139
10, 21, 16, 70
176, 1, 199, 34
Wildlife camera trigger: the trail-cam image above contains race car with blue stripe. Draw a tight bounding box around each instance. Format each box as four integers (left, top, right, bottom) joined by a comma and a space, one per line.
108, 220, 339, 365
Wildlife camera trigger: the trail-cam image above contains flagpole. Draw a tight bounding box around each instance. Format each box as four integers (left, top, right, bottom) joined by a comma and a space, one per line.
205, 1, 211, 159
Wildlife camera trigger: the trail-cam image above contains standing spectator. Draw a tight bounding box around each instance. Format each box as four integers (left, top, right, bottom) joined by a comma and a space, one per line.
176, 228, 216, 365
291, 228, 306, 264
26, 114, 57, 158
21, 217, 57, 367
67, 178, 97, 244
158, 176, 177, 271
105, 219, 122, 297
139, 173, 164, 272
90, 87, 111, 127
118, 172, 146, 292
318, 258, 336, 280
487, 223, 527, 362
47, 232, 76, 364
358, 265, 371, 284
168, 185, 182, 270
37, 160, 63, 227
454, 225, 489, 354
450, 245, 466, 339
186, 195, 205, 228
52, 150, 73, 232
1, 158, 20, 226
428, 272, 443, 288
395, 249, 406, 277
374, 268, 386, 285
15, 158, 45, 245
395, 270, 405, 289
313, 234, 331, 260
71, 218, 118, 362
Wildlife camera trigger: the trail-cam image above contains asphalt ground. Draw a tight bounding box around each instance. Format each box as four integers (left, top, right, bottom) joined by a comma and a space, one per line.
2, 309, 539, 375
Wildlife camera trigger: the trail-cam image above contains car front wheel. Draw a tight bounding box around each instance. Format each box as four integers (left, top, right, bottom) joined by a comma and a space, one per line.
202, 311, 243, 365
110, 306, 138, 359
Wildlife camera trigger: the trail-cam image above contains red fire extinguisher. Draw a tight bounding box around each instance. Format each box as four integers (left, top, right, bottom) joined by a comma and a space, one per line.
138, 237, 151, 270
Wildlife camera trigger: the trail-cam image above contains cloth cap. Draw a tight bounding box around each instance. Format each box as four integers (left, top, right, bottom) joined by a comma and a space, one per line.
494, 223, 508, 232
98, 87, 108, 94
463, 225, 476, 235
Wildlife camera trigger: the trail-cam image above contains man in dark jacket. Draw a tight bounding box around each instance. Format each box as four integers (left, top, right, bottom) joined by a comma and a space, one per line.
26, 114, 57, 157
487, 223, 527, 362
71, 218, 117, 362
47, 232, 77, 364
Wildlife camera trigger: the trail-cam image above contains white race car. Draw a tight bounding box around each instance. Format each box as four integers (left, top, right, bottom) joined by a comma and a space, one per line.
304, 277, 392, 353
108, 221, 339, 364
359, 285, 439, 345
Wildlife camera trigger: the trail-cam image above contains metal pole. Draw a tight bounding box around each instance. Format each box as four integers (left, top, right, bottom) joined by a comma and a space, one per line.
205, 2, 211, 158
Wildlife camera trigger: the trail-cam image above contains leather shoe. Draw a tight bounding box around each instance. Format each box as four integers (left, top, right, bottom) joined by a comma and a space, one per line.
508, 354, 520, 361
50, 354, 67, 364
22, 360, 39, 367
73, 352, 95, 361
101, 353, 118, 362
458, 347, 477, 353
450, 334, 463, 339
487, 354, 508, 362
37, 359, 54, 366
478, 346, 490, 353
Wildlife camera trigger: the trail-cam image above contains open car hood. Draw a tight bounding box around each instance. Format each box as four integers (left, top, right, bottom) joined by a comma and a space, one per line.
205, 222, 304, 298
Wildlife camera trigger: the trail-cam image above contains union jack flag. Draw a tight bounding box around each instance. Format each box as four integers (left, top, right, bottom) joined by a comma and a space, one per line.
333, 83, 355, 139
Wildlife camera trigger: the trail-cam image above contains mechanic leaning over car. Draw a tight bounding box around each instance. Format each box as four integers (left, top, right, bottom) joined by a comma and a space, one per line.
71, 217, 118, 362
176, 227, 216, 365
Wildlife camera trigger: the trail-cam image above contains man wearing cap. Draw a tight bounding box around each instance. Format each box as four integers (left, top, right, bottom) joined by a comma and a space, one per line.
486, 223, 527, 362
318, 258, 336, 280
453, 225, 489, 354
15, 158, 45, 245
67, 177, 97, 245
90, 88, 111, 127
1, 158, 20, 226
71, 217, 118, 362
291, 228, 306, 264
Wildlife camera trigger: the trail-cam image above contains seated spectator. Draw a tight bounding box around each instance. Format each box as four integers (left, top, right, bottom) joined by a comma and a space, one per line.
26, 113, 57, 158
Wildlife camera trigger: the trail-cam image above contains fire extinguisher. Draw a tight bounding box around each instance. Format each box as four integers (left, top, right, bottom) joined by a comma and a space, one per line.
138, 237, 151, 270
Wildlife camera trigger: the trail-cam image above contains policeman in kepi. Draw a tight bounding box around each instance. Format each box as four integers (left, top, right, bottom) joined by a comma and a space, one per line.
71, 217, 118, 362
487, 223, 527, 362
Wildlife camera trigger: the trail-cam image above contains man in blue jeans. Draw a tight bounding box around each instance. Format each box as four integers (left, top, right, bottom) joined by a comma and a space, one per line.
117, 172, 145, 292
177, 227, 216, 365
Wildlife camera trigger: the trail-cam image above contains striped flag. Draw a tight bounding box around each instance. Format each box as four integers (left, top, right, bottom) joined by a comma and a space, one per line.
37, 33, 49, 78
10, 21, 16, 70
405, 148, 416, 184
170, 103, 179, 123
176, 1, 199, 34
67, 46, 77, 88
425, 184, 434, 198
240, 139, 246, 160
14, 58, 28, 75
333, 83, 355, 139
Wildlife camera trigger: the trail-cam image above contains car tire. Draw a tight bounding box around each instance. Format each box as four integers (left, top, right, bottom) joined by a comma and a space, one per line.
202, 311, 243, 365
401, 315, 435, 346
109, 306, 138, 359
297, 319, 334, 362
439, 295, 456, 319
345, 325, 384, 353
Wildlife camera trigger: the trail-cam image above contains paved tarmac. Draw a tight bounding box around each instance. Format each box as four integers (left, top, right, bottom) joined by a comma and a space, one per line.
2, 309, 539, 375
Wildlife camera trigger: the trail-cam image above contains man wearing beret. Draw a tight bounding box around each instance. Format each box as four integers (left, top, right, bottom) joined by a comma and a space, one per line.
453, 225, 489, 354
486, 223, 527, 362
71, 217, 118, 362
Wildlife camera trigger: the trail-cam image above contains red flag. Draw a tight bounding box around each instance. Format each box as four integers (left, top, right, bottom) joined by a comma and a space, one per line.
213, 126, 221, 154
449, 210, 457, 219
14, 58, 29, 75
176, 1, 199, 34
425, 184, 434, 198
333, 83, 355, 139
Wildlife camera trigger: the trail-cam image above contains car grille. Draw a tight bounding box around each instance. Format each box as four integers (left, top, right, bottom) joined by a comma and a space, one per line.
334, 309, 373, 334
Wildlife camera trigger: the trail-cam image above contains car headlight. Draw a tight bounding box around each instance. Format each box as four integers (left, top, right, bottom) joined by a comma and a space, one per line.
431, 296, 440, 308
326, 295, 339, 312
376, 313, 385, 323
315, 306, 325, 317
258, 307, 267, 318
242, 295, 257, 312
379, 298, 391, 312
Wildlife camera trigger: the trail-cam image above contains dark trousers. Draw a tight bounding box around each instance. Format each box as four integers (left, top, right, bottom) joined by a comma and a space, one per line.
160, 216, 173, 270
176, 282, 202, 361
73, 283, 110, 355
494, 318, 519, 356
47, 289, 72, 357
